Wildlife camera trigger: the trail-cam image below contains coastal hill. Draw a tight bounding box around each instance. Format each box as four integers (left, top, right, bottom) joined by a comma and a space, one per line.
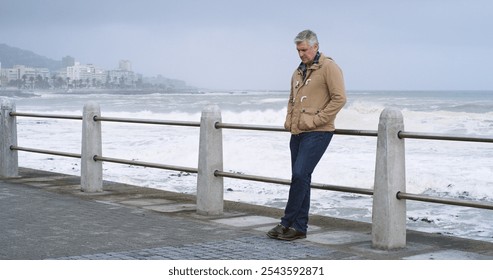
0, 43, 62, 70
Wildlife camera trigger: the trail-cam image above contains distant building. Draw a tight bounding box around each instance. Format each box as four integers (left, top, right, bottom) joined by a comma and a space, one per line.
13, 65, 35, 80
1, 66, 17, 83
0, 58, 144, 89
107, 69, 136, 87
62, 56, 75, 68
119, 60, 132, 71
9, 65, 50, 80
66, 62, 106, 86
0, 64, 50, 88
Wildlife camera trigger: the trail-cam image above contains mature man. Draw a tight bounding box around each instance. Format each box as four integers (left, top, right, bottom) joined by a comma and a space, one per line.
267, 30, 346, 241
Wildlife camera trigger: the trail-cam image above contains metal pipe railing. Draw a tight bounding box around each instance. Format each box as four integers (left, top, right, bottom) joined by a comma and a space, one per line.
7, 108, 493, 212
215, 122, 379, 137
215, 122, 286, 132
94, 116, 200, 127
10, 145, 81, 159
335, 128, 378, 137
214, 170, 374, 196
397, 191, 493, 210
10, 112, 83, 120
93, 155, 198, 174
399, 131, 493, 143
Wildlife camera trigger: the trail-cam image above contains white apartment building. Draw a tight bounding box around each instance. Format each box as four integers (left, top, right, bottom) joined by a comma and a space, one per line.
1, 59, 137, 88
66, 62, 106, 85
0, 65, 50, 81
119, 60, 132, 71
107, 69, 137, 87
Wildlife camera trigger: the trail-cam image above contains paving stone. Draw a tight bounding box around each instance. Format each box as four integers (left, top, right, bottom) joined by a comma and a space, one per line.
404, 249, 492, 260
307, 231, 370, 245
120, 198, 173, 206
55, 236, 338, 260
143, 203, 196, 213
213, 215, 279, 227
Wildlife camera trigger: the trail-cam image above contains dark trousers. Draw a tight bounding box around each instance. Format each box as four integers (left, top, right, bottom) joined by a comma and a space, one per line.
281, 131, 333, 233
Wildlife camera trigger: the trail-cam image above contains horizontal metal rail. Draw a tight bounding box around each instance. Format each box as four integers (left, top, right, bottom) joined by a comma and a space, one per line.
215, 122, 286, 132
214, 170, 374, 196
399, 131, 493, 143
10, 145, 81, 159
93, 155, 198, 174
397, 191, 493, 210
94, 116, 200, 127
10, 113, 378, 137
335, 129, 378, 137
9, 110, 492, 212
215, 122, 379, 137
310, 181, 374, 196
10, 113, 490, 143
10, 112, 83, 120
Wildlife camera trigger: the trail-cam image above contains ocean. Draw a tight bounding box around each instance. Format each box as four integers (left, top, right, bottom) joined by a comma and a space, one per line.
8, 90, 493, 242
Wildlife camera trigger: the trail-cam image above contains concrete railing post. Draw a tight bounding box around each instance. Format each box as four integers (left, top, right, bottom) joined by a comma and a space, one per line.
0, 98, 18, 177
197, 104, 224, 215
372, 108, 407, 250
81, 102, 103, 192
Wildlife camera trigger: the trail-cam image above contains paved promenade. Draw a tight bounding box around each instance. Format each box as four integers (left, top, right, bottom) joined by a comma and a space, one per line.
1, 168, 492, 260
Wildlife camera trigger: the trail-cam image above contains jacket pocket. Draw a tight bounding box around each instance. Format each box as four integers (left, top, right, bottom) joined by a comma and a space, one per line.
298, 107, 319, 131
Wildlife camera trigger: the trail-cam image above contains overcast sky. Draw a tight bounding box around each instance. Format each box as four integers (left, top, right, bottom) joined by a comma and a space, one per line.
1, 0, 492, 91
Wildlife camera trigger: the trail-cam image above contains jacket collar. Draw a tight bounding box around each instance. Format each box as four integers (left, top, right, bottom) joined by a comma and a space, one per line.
298, 52, 322, 79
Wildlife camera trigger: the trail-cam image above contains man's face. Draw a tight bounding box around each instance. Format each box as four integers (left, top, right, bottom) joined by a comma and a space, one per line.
296, 41, 318, 64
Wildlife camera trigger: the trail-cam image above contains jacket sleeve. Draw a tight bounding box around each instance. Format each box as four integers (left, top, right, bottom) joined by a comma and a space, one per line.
313, 61, 346, 127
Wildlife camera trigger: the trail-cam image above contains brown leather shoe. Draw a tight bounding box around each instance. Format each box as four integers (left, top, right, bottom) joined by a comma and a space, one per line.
266, 224, 288, 239
278, 227, 306, 241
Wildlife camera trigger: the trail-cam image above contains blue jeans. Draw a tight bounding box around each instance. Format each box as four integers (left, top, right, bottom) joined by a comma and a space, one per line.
280, 131, 333, 233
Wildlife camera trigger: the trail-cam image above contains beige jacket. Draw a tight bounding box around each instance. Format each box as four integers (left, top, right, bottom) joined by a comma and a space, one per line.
284, 53, 346, 134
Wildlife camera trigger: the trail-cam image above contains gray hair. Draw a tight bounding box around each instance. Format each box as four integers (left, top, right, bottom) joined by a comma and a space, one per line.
294, 29, 319, 46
